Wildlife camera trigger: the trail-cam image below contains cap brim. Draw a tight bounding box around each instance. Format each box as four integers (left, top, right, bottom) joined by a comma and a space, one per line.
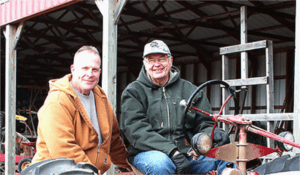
143, 50, 169, 58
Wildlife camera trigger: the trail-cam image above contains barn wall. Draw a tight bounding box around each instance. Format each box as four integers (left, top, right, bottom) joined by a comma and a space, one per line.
117, 50, 291, 118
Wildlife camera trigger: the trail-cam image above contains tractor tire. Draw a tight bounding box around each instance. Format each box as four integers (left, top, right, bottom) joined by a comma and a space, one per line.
18, 157, 32, 173
251, 153, 300, 174
20, 158, 98, 175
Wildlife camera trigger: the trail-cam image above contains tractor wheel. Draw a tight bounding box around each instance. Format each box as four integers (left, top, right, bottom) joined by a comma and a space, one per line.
18, 157, 32, 173
20, 157, 98, 175
251, 154, 300, 174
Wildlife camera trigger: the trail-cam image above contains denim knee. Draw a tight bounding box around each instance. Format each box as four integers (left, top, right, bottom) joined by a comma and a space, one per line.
189, 155, 235, 174
133, 151, 176, 175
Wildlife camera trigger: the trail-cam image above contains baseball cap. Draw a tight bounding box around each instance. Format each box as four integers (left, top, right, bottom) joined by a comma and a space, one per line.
143, 40, 171, 58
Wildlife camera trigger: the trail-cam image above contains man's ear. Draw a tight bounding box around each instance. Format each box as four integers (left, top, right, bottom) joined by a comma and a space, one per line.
70, 64, 75, 73
170, 56, 173, 64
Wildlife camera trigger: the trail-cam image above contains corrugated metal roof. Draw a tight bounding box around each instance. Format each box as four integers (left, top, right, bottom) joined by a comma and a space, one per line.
0, 0, 79, 27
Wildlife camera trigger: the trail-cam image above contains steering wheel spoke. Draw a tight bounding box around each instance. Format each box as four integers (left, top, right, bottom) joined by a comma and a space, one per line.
182, 80, 239, 144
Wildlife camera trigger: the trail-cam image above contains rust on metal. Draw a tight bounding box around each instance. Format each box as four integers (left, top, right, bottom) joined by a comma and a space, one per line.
196, 133, 212, 155
204, 142, 239, 163
246, 125, 300, 148
227, 115, 252, 125
244, 143, 275, 161
238, 126, 247, 175
221, 168, 242, 175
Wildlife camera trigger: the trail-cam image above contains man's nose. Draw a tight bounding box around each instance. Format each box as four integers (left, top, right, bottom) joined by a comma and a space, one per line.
153, 60, 161, 66
86, 68, 93, 76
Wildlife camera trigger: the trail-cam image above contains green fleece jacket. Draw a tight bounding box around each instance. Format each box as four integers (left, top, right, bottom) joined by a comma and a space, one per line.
121, 66, 215, 161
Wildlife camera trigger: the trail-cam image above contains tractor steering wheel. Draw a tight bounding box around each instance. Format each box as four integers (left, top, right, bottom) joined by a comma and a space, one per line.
182, 80, 239, 144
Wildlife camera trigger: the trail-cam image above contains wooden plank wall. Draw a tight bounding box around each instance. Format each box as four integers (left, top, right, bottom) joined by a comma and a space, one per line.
116, 49, 294, 121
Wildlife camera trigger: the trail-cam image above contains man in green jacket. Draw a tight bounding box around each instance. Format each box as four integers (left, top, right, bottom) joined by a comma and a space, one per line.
121, 40, 233, 174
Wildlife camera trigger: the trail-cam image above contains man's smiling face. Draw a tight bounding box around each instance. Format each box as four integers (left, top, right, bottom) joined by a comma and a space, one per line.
143, 53, 173, 86
71, 50, 101, 95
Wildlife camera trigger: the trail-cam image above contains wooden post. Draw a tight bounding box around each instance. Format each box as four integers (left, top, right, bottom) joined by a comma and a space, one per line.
266, 40, 275, 148
240, 6, 248, 88
3, 23, 21, 175
95, 0, 127, 174
222, 55, 229, 131
294, 0, 300, 153
95, 0, 118, 112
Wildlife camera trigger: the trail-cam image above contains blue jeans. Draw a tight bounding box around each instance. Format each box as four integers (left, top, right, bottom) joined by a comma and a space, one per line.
132, 150, 234, 175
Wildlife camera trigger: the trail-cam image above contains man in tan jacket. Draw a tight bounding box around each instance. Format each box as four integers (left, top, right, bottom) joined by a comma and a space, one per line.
32, 46, 131, 173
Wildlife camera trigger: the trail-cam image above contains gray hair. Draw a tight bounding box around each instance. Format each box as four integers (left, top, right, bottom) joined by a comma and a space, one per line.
73, 46, 100, 65
74, 45, 100, 57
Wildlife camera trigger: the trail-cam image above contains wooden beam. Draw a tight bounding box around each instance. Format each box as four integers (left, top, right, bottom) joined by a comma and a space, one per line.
250, 0, 295, 32
225, 77, 268, 88
208, 1, 295, 20
114, 0, 127, 24
222, 54, 229, 131
293, 0, 300, 153
220, 40, 268, 55
177, 1, 239, 41
3, 23, 21, 174
266, 40, 275, 148
221, 113, 294, 121
240, 6, 248, 90
95, 0, 118, 173
121, 10, 294, 42
118, 29, 224, 48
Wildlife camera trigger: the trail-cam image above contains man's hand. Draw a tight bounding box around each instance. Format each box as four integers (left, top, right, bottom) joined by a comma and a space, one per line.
171, 152, 192, 174
212, 128, 230, 148
187, 149, 200, 161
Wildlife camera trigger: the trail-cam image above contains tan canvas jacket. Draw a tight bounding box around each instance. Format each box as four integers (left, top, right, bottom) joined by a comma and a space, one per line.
32, 74, 130, 173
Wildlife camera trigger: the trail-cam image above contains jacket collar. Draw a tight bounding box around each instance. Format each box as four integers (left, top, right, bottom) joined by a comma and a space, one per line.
137, 65, 180, 88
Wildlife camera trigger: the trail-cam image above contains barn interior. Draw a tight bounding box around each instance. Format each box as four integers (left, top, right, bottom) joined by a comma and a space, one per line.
0, 1, 296, 169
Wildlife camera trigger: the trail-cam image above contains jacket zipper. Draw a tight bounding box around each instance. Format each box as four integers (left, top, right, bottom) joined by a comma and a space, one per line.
96, 135, 110, 165
162, 87, 171, 137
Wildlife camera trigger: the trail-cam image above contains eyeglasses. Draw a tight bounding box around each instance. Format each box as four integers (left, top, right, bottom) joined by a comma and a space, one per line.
146, 56, 169, 65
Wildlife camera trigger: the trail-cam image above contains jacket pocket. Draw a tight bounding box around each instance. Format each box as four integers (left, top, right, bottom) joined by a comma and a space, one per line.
95, 149, 110, 173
